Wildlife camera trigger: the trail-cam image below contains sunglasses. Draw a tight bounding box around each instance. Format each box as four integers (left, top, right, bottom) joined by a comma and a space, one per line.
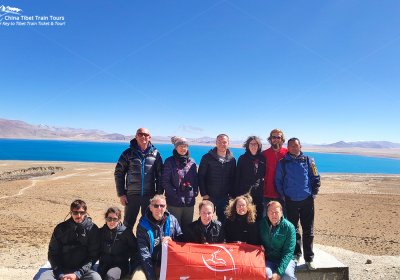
271, 136, 282, 140
71, 211, 86, 216
152, 204, 166, 209
106, 217, 119, 222
137, 132, 150, 137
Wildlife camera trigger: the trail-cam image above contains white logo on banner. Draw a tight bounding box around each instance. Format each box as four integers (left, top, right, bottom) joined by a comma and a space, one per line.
201, 244, 236, 272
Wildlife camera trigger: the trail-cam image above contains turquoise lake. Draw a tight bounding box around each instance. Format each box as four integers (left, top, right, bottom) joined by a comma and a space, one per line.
1, 139, 400, 174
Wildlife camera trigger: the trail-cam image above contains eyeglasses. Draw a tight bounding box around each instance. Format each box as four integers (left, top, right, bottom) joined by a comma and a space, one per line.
249, 142, 258, 147
137, 132, 150, 137
106, 217, 119, 222
71, 211, 86, 216
271, 136, 282, 140
152, 204, 166, 209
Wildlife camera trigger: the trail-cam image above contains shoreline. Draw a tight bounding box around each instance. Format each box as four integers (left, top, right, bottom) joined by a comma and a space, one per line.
2, 137, 400, 160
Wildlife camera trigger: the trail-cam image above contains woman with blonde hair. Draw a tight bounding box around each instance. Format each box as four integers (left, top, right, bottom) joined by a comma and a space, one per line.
224, 195, 260, 245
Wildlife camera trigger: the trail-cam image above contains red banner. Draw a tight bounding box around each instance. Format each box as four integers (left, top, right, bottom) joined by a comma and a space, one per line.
160, 241, 266, 280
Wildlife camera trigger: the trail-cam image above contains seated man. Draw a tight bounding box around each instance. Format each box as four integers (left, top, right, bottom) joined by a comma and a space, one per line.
259, 201, 296, 280
184, 200, 225, 244
38, 199, 101, 280
133, 194, 183, 280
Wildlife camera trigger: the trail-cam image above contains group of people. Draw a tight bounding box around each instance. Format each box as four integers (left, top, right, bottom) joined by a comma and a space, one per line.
39, 127, 321, 280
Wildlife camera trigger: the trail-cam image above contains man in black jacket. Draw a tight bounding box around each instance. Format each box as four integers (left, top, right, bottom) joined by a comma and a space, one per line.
198, 133, 236, 223
114, 128, 163, 230
38, 199, 101, 280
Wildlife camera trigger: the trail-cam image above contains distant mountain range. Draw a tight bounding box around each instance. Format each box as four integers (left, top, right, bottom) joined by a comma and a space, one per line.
1, 118, 399, 148
321, 141, 400, 149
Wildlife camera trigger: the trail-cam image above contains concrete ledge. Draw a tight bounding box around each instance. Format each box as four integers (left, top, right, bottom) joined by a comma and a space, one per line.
296, 247, 349, 280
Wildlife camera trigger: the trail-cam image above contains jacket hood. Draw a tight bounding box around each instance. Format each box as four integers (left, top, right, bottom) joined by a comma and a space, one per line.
208, 147, 234, 162
69, 216, 95, 231
130, 138, 156, 153
284, 151, 305, 161
143, 206, 171, 227
102, 222, 126, 234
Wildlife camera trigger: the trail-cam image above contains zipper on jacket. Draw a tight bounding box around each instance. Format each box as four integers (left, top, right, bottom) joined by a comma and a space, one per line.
141, 159, 145, 196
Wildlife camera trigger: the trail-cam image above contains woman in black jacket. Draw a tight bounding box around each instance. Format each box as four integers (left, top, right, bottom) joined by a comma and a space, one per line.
224, 195, 260, 245
234, 136, 265, 220
98, 207, 137, 280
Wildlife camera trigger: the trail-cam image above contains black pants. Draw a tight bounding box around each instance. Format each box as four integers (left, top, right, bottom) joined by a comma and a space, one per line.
124, 194, 152, 229
285, 196, 314, 262
209, 195, 228, 224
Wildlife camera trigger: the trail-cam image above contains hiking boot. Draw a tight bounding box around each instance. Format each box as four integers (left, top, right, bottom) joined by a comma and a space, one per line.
306, 261, 316, 270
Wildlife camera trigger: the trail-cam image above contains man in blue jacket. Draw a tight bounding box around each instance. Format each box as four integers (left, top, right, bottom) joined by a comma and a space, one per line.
275, 138, 321, 270
133, 194, 183, 280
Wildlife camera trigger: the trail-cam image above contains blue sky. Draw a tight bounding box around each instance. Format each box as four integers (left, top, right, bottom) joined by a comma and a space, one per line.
1, 1, 400, 144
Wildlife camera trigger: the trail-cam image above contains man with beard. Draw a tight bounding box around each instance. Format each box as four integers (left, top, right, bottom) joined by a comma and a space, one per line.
115, 128, 163, 230
262, 129, 287, 211
38, 200, 101, 280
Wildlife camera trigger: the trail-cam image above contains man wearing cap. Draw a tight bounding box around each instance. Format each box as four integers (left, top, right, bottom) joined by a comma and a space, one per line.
115, 128, 163, 230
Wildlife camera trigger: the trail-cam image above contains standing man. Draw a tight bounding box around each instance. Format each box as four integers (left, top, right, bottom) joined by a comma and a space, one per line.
262, 129, 287, 210
115, 128, 163, 230
198, 133, 236, 223
275, 138, 321, 270
38, 200, 101, 280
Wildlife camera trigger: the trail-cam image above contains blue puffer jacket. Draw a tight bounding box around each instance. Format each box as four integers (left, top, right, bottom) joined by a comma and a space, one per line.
136, 208, 183, 280
275, 152, 321, 201
162, 153, 198, 207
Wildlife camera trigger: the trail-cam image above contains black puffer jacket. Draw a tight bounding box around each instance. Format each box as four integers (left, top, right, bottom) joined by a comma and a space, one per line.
48, 217, 100, 279
184, 219, 225, 244
233, 151, 265, 203
98, 223, 137, 278
198, 148, 236, 198
115, 139, 163, 196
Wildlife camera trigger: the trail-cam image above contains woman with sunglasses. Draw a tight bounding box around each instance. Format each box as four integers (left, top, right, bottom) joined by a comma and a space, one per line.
98, 207, 137, 280
133, 195, 183, 280
161, 136, 198, 230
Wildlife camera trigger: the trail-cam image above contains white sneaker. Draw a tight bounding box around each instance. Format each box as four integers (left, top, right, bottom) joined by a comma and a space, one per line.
306, 261, 316, 270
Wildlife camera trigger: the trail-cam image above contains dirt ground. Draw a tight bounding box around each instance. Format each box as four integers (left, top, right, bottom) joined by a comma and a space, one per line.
0, 161, 399, 279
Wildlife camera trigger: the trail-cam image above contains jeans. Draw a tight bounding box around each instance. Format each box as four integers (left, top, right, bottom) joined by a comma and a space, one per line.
266, 260, 296, 280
